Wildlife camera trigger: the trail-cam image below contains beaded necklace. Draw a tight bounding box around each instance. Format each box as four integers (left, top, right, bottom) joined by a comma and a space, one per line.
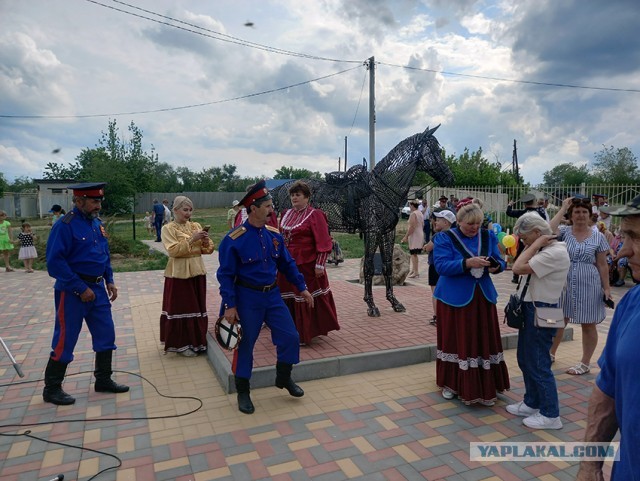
281, 206, 314, 245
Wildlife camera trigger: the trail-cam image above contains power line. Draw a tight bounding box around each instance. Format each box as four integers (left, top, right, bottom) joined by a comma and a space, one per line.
0, 66, 363, 119
94, 0, 640, 94
347, 67, 368, 137
84, 0, 362, 64
377, 61, 640, 94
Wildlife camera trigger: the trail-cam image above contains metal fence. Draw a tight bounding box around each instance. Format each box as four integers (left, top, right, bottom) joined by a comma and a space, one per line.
0, 192, 39, 218
134, 192, 245, 214
416, 183, 640, 231
2, 184, 639, 226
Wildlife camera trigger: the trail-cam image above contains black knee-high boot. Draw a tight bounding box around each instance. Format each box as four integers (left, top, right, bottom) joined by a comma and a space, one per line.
275, 361, 304, 397
43, 358, 76, 405
94, 351, 129, 393
235, 376, 255, 414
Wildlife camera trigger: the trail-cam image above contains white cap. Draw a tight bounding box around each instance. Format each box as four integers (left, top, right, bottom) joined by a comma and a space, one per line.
433, 209, 456, 225
232, 200, 239, 206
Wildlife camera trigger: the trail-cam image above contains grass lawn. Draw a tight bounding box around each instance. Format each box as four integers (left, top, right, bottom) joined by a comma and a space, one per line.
2, 208, 412, 272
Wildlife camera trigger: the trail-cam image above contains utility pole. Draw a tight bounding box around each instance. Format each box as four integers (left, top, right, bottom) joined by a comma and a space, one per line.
344, 136, 348, 171
512, 139, 520, 184
367, 56, 376, 170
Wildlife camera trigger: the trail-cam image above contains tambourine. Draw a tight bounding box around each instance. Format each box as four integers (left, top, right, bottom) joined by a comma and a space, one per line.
214, 317, 242, 351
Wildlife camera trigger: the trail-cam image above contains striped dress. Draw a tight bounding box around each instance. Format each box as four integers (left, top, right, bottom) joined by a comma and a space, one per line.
558, 226, 609, 324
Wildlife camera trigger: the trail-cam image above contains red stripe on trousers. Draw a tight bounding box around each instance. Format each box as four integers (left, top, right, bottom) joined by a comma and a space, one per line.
52, 291, 66, 361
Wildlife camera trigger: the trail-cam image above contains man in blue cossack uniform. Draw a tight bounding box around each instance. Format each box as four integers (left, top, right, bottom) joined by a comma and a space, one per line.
43, 182, 129, 405
217, 180, 314, 414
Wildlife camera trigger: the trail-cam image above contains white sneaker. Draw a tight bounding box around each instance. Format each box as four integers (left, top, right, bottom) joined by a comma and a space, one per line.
523, 412, 563, 430
442, 389, 454, 400
178, 349, 197, 357
478, 399, 495, 407
506, 401, 539, 417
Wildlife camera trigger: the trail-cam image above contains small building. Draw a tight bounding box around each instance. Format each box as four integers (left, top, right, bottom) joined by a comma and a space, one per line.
34, 179, 76, 218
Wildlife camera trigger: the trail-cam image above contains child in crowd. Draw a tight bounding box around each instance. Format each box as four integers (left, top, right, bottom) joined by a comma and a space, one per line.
18, 222, 38, 273
0, 210, 14, 272
422, 209, 457, 325
143, 211, 154, 236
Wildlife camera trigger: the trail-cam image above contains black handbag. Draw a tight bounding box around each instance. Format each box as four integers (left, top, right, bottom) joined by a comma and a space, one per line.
504, 274, 531, 329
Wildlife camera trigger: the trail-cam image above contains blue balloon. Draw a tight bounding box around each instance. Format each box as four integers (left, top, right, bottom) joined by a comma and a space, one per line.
493, 223, 502, 234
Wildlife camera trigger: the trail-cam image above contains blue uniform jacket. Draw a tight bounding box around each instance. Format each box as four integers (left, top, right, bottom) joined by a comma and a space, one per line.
433, 228, 505, 307
46, 207, 114, 295
217, 222, 306, 309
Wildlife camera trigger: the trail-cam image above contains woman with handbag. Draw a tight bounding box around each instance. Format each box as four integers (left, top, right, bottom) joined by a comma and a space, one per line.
433, 203, 510, 406
510, 213, 570, 429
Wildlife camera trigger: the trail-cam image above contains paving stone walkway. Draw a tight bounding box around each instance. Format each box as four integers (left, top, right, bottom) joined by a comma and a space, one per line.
0, 248, 626, 480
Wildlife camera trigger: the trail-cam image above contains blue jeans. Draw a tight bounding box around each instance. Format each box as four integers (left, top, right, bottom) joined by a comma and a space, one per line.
517, 301, 559, 417
154, 217, 163, 241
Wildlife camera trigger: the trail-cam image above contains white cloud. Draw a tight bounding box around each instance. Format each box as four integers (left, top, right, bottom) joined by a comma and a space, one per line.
1, 0, 638, 188
0, 145, 41, 174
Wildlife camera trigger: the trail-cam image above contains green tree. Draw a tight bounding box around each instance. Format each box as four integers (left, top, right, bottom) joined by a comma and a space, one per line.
415, 147, 510, 187
0, 172, 7, 197
542, 163, 591, 185
591, 146, 639, 184
177, 166, 197, 191
44, 120, 162, 214
148, 162, 181, 192
447, 148, 505, 186
75, 147, 134, 213
274, 166, 323, 180
97, 120, 159, 193
43, 161, 79, 180
220, 164, 242, 192
8, 176, 37, 192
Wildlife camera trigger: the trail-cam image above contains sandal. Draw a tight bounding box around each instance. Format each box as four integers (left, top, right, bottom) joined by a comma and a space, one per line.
566, 362, 590, 375
429, 316, 437, 326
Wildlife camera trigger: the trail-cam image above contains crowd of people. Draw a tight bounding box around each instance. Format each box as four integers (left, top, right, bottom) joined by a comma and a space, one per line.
5, 179, 636, 477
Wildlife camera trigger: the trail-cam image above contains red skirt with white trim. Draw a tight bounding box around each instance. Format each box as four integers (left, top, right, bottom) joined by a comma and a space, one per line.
436, 286, 510, 404
160, 275, 208, 353
277, 262, 340, 345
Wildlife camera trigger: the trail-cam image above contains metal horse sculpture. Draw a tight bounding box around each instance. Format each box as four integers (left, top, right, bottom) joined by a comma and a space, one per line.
272, 125, 454, 317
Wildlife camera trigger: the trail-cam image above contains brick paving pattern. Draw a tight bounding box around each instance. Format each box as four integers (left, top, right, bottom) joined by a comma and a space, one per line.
0, 247, 626, 480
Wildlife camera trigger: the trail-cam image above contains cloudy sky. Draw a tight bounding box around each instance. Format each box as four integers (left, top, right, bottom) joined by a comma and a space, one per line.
1, 0, 639, 185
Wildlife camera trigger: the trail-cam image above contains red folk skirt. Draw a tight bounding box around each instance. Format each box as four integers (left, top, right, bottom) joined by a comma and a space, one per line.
436, 286, 510, 404
277, 262, 340, 345
160, 275, 208, 353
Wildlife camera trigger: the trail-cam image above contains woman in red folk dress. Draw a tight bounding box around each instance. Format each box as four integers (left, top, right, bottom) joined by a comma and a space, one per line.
277, 181, 340, 345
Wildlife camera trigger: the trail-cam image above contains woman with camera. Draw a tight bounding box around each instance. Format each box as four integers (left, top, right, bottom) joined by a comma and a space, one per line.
433, 203, 509, 406
509, 212, 570, 429
160, 196, 215, 357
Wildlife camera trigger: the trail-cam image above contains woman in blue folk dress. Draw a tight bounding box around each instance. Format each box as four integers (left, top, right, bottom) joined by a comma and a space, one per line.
433, 203, 510, 406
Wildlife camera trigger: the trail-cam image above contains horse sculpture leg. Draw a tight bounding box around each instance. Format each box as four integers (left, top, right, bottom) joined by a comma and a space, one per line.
362, 233, 380, 317
381, 232, 406, 312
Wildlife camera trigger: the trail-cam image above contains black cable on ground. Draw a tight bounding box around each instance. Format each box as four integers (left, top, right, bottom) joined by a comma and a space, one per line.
0, 370, 204, 481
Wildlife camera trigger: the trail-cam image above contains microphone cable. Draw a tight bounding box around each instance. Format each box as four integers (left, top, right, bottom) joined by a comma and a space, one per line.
0, 370, 204, 481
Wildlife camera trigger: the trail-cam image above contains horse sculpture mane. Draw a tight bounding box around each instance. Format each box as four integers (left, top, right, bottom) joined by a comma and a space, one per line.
272, 125, 454, 316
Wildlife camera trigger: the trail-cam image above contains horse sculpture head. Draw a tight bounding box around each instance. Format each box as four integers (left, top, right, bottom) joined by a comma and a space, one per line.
372, 124, 454, 191
417, 125, 455, 187
270, 125, 454, 233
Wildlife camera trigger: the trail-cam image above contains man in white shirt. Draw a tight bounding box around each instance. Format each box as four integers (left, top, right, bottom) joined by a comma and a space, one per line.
162, 199, 172, 224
